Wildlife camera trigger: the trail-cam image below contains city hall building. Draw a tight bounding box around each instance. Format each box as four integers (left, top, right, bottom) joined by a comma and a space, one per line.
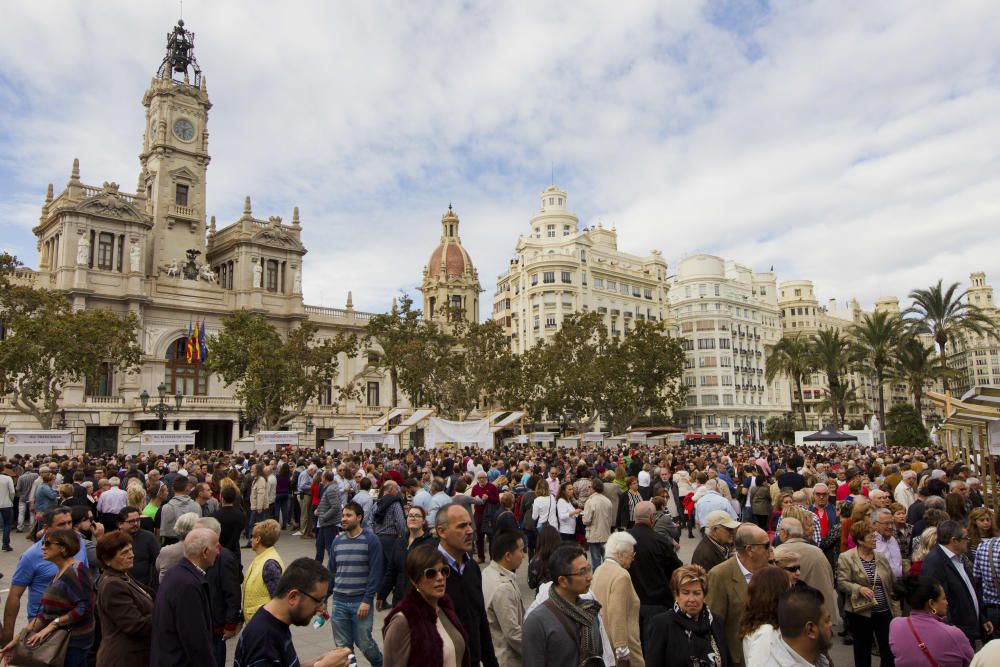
0, 21, 411, 453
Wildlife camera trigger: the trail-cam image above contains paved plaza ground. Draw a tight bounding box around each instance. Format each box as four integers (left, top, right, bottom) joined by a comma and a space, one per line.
0, 526, 866, 666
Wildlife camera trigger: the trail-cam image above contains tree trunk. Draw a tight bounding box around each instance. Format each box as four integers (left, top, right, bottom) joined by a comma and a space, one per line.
876, 368, 886, 442
913, 384, 924, 423
938, 336, 951, 393
390, 367, 399, 408
795, 375, 807, 429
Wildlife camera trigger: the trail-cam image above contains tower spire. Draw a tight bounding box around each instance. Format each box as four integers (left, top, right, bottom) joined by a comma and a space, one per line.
158, 18, 202, 86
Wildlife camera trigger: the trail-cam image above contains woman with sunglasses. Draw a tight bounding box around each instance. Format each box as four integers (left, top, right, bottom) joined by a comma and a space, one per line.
377, 505, 436, 609
772, 545, 801, 584
383, 543, 471, 667
0, 528, 94, 667
737, 565, 790, 667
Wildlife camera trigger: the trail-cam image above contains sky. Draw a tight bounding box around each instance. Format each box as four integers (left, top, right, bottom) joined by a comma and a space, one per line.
2, 1, 999, 316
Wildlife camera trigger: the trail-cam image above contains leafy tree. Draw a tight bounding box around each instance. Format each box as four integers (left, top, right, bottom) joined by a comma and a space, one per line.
593, 319, 687, 434
885, 403, 929, 446
764, 414, 796, 444
849, 311, 904, 432
765, 335, 815, 429
0, 253, 142, 428
810, 329, 856, 427
904, 280, 997, 391
531, 312, 608, 431
366, 294, 424, 408
891, 336, 954, 423
207, 310, 359, 430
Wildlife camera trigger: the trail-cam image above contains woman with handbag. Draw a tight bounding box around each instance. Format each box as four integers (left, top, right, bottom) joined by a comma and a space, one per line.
0, 528, 93, 667
94, 530, 154, 666
837, 518, 899, 667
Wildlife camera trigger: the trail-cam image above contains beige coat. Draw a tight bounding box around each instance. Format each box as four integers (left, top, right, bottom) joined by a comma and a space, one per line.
590, 558, 644, 667
582, 492, 613, 544
836, 548, 900, 617
481, 561, 524, 667
250, 476, 269, 513
705, 555, 750, 665
780, 537, 839, 626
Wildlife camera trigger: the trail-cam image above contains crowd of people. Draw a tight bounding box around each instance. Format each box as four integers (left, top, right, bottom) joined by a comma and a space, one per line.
0, 438, 998, 667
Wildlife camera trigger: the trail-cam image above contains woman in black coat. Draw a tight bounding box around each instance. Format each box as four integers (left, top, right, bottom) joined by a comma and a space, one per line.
375, 505, 436, 608
645, 564, 731, 667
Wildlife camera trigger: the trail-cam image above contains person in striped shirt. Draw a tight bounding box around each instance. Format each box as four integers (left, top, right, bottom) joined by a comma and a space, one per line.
328, 501, 384, 667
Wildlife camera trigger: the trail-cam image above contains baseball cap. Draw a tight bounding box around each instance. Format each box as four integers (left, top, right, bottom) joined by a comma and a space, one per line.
704, 510, 740, 530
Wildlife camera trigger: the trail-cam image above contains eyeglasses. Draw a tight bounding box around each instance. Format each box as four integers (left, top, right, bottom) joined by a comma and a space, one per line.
297, 589, 326, 605
406, 513, 424, 519
783, 565, 801, 573
565, 566, 593, 578
423, 566, 451, 580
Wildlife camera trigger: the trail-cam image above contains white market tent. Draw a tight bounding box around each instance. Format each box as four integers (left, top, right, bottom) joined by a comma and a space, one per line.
426, 417, 492, 450
491, 411, 525, 432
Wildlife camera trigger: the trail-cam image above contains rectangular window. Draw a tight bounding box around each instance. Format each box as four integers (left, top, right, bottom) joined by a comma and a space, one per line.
266, 260, 279, 292
644, 288, 652, 299
563, 225, 572, 236
702, 395, 719, 406
723, 395, 734, 405
680, 322, 694, 332
366, 381, 380, 407
531, 274, 538, 286
175, 184, 189, 206
546, 224, 555, 238
722, 375, 733, 385
681, 339, 694, 351
632, 286, 641, 297
719, 338, 731, 349
697, 338, 716, 350
685, 375, 696, 387
545, 315, 556, 328
594, 277, 604, 289
700, 376, 718, 386
97, 232, 114, 270
620, 283, 629, 295
714, 284, 720, 296
318, 380, 333, 406
561, 271, 572, 284
721, 356, 731, 367
686, 395, 698, 407
85, 362, 113, 397
543, 272, 555, 284
117, 234, 124, 272
533, 315, 540, 329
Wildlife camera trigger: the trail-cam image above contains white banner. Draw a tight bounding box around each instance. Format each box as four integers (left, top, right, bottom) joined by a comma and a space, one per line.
254, 431, 300, 448
123, 430, 197, 455
989, 421, 1000, 456
426, 417, 492, 450
3, 430, 72, 457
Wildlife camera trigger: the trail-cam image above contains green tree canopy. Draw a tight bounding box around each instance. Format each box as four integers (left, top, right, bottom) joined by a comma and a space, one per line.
849, 310, 904, 432
765, 335, 815, 429
0, 253, 142, 428
207, 310, 359, 430
885, 402, 929, 446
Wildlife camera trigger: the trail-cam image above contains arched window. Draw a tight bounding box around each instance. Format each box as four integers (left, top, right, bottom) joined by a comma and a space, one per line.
165, 337, 207, 395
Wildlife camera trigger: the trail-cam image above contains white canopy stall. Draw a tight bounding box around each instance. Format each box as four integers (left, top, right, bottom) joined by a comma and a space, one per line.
123, 430, 197, 456
3, 430, 73, 457
426, 418, 492, 450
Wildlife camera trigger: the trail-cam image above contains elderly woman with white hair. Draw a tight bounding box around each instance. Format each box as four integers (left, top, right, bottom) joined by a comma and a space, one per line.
154, 511, 201, 581
591, 531, 645, 667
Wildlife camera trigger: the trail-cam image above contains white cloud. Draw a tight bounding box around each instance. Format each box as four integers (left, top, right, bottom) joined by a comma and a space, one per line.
1, 0, 999, 313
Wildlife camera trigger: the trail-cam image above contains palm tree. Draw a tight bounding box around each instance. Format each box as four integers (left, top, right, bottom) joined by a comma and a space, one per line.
765, 335, 815, 429
904, 280, 997, 392
815, 383, 865, 429
849, 311, 904, 433
810, 329, 856, 428
891, 336, 954, 422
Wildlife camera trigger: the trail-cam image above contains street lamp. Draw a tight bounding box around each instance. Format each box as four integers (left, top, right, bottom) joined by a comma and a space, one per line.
56, 410, 67, 430
140, 381, 183, 431
305, 416, 314, 435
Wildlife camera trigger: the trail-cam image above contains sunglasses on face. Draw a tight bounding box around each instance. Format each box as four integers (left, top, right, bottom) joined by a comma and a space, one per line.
423, 566, 451, 580
783, 565, 801, 573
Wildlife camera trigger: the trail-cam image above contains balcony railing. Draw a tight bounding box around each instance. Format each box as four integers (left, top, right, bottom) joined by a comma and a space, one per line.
170, 204, 199, 220
83, 395, 125, 405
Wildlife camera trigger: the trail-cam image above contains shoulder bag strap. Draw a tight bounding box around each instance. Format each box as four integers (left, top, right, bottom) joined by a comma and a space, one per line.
542, 598, 580, 645
906, 617, 939, 667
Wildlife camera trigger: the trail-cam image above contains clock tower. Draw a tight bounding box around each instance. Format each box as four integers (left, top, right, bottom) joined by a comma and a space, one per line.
138, 20, 212, 276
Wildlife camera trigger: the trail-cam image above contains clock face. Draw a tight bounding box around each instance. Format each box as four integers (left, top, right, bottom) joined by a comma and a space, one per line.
173, 118, 195, 141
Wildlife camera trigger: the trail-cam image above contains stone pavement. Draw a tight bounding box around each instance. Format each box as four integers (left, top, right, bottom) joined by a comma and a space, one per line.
0, 526, 867, 666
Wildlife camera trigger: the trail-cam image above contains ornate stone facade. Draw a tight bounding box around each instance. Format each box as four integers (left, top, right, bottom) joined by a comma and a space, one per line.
1, 21, 399, 453
419, 205, 482, 327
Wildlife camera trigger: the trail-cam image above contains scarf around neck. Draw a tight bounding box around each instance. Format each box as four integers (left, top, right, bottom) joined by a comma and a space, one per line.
548, 589, 602, 660
671, 603, 722, 665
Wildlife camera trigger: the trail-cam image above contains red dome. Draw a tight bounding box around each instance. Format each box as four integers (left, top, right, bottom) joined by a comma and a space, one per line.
427, 241, 471, 279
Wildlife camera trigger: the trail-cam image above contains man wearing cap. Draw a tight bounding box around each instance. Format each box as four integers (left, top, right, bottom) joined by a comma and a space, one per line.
692, 509, 739, 572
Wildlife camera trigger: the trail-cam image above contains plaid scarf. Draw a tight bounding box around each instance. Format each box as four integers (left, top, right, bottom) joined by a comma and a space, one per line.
548, 590, 603, 661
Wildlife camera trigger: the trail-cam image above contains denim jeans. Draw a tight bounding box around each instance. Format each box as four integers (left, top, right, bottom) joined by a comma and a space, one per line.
64, 645, 89, 667
315, 524, 338, 564
0, 507, 13, 548
332, 597, 382, 667
274, 493, 291, 528
246, 510, 266, 540
588, 542, 605, 570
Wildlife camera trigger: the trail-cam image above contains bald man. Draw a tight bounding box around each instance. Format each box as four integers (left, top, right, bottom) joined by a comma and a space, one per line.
627, 500, 682, 648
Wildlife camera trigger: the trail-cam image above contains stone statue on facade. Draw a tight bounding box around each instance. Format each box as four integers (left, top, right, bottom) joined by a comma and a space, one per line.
77, 233, 90, 265
164, 258, 181, 277
130, 244, 141, 273
293, 270, 302, 294
253, 261, 263, 288
198, 264, 217, 283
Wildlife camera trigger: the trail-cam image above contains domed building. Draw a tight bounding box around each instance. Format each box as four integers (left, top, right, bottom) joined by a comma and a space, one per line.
420, 205, 482, 326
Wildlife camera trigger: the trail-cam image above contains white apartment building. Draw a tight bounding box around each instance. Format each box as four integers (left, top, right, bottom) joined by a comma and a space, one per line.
492, 185, 668, 352
666, 255, 790, 443
948, 272, 1000, 396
